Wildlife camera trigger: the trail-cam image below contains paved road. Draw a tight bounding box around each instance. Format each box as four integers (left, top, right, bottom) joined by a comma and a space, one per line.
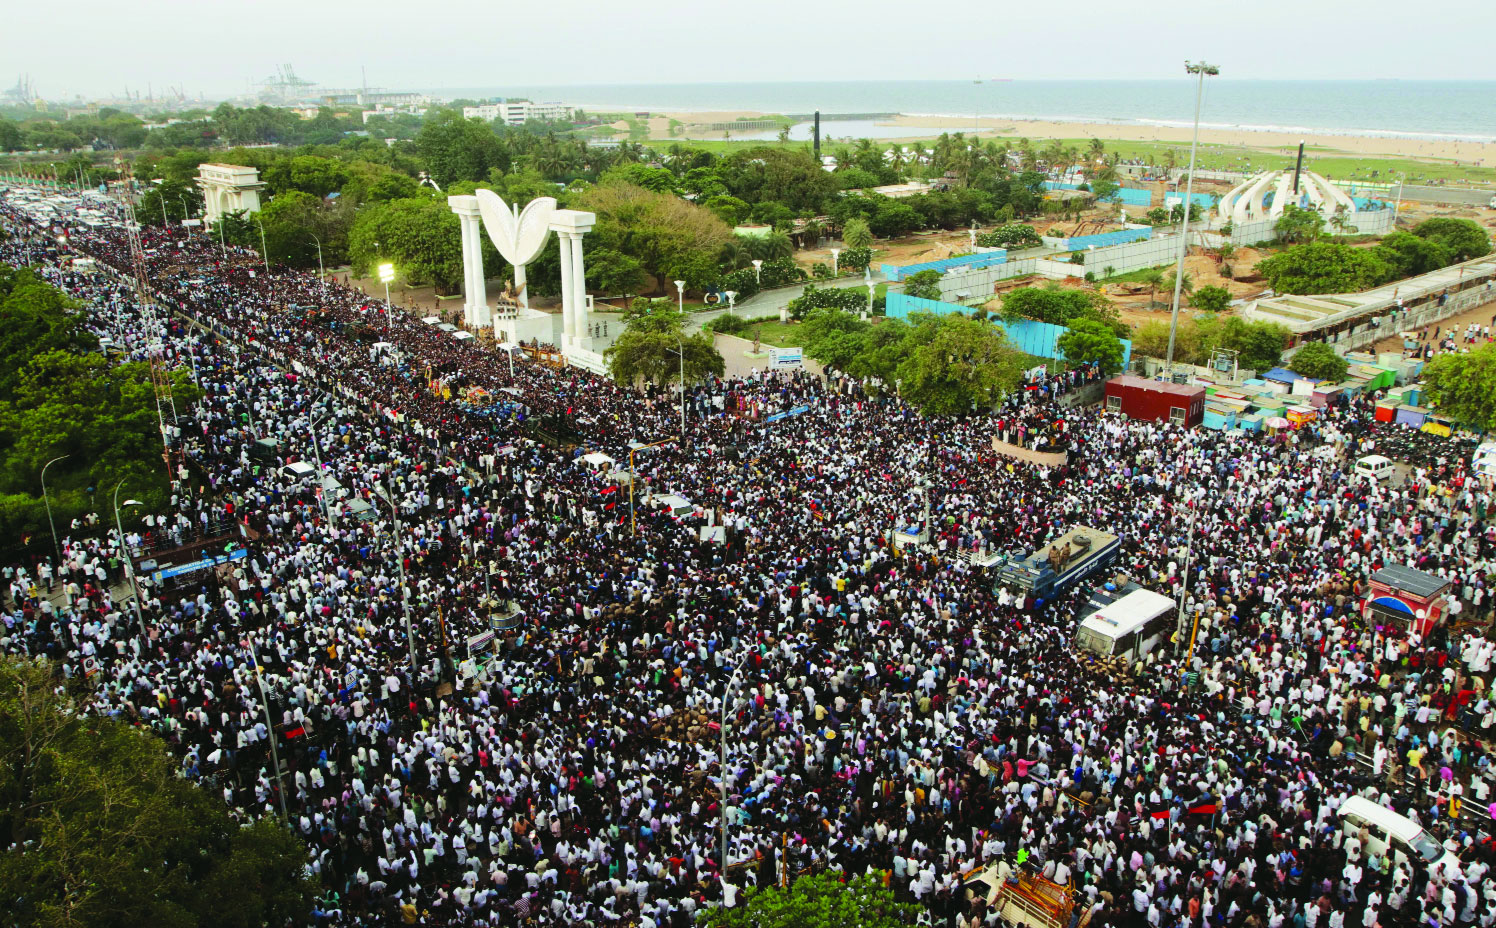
688, 275, 893, 330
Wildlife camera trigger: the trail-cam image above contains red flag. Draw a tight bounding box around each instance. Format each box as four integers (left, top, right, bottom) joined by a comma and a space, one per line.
1188, 803, 1218, 815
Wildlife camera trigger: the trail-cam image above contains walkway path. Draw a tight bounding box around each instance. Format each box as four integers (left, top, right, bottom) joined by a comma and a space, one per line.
688, 273, 893, 330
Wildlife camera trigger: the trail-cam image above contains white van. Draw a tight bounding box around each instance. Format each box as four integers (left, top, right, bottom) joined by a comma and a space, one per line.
1075, 588, 1177, 661
1337, 796, 1461, 875
1354, 454, 1395, 483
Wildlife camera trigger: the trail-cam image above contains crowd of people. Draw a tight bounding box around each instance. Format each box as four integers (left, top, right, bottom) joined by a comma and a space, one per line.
3, 185, 1496, 928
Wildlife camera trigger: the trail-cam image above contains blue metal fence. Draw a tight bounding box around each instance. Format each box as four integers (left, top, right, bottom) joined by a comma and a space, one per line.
1044, 181, 1152, 206
881, 251, 1007, 281
884, 294, 1132, 369
1063, 227, 1152, 251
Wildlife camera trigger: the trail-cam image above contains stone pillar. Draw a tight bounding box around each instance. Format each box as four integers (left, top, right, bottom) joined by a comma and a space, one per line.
556, 231, 575, 348
447, 195, 486, 327
569, 232, 587, 343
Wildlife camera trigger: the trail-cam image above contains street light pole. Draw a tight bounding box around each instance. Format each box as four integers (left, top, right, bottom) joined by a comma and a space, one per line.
243, 636, 291, 822
309, 411, 332, 525
674, 279, 686, 315
256, 216, 270, 273
1165, 60, 1218, 371
111, 480, 144, 650
309, 233, 324, 279
373, 480, 417, 675
720, 668, 743, 884
41, 454, 70, 566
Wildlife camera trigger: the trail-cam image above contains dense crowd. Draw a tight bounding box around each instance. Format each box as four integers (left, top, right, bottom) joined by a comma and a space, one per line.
3, 186, 1496, 928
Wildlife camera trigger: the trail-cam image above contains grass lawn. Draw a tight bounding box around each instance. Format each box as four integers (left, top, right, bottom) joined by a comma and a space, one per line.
643, 134, 1496, 186
1097, 264, 1176, 284
733, 319, 806, 348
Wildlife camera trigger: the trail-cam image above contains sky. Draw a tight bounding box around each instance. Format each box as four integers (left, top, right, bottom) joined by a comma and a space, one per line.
6, 0, 1496, 100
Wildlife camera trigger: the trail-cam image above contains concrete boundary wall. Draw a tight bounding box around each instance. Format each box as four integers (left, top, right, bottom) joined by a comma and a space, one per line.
934, 259, 1041, 301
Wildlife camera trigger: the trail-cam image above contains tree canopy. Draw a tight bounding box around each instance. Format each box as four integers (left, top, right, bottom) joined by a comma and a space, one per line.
1057, 318, 1126, 375
1424, 342, 1496, 430
604, 301, 724, 387
1411, 217, 1491, 262
1289, 342, 1350, 382
0, 657, 313, 928
1256, 242, 1394, 295
698, 872, 919, 928
0, 266, 198, 562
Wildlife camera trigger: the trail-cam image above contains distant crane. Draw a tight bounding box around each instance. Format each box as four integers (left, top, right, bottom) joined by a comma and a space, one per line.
257, 64, 317, 102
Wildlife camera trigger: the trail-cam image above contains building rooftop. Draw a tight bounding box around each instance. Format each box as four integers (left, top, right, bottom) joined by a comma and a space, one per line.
1372, 564, 1451, 600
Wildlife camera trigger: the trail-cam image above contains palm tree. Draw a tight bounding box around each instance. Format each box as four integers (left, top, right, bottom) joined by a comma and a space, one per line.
1164, 270, 1193, 305
1087, 138, 1106, 163
1140, 268, 1165, 309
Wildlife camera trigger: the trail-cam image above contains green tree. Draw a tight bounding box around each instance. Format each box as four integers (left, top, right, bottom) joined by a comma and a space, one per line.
1256, 242, 1394, 295
347, 195, 495, 294
1138, 268, 1166, 309
257, 190, 351, 269
1057, 317, 1126, 375
417, 109, 511, 187
1289, 341, 1350, 381
1191, 284, 1232, 314
975, 224, 1043, 249
578, 180, 734, 294
902, 269, 944, 301
894, 312, 1024, 415
1412, 217, 1491, 262
1424, 342, 1496, 430
1274, 205, 1326, 245
133, 179, 203, 228
698, 872, 919, 928
841, 217, 874, 249
1373, 230, 1454, 278
0, 657, 313, 928
1218, 316, 1289, 372
1000, 284, 1122, 333
605, 303, 725, 386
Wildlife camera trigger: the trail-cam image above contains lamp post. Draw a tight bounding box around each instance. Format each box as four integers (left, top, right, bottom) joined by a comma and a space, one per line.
1165, 60, 1218, 371
309, 232, 324, 279
178, 194, 190, 228
309, 411, 332, 525
751, 260, 763, 286
1393, 171, 1406, 225
111, 479, 143, 631
863, 266, 874, 320
831, 248, 840, 276
379, 263, 395, 326
725, 291, 737, 316
41, 454, 69, 566
242, 636, 291, 822
372, 480, 418, 675
720, 667, 745, 886
255, 216, 271, 273
674, 279, 686, 314
664, 337, 687, 442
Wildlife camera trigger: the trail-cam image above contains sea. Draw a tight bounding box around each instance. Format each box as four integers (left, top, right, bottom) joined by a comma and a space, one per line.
434, 80, 1496, 144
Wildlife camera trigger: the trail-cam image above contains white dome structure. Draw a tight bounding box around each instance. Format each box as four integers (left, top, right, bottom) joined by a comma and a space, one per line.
1217, 170, 1358, 225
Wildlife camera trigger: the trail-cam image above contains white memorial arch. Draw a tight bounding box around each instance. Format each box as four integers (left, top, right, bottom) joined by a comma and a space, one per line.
448, 190, 606, 374
1217, 169, 1358, 226
196, 163, 266, 224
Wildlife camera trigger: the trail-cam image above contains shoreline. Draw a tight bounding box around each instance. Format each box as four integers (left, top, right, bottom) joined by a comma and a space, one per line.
636, 109, 1496, 166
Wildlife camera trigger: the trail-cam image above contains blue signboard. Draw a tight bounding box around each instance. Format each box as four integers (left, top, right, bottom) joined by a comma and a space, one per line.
152, 547, 247, 583
764, 405, 811, 424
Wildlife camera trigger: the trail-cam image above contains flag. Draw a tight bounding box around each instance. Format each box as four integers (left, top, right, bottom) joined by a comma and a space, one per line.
1187, 803, 1218, 815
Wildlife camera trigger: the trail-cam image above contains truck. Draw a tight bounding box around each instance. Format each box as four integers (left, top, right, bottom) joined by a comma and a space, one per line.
973, 526, 1121, 603
1074, 586, 1177, 661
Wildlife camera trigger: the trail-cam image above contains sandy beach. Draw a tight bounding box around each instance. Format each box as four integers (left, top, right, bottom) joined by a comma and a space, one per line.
882, 115, 1496, 164
654, 109, 1495, 166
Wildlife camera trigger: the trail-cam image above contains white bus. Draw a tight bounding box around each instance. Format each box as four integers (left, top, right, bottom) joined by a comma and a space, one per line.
1075, 588, 1177, 661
